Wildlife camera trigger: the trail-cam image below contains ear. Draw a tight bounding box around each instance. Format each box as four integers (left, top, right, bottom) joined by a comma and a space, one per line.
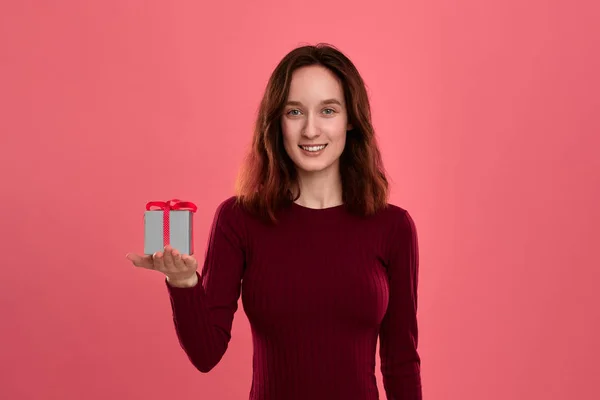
347, 123, 353, 131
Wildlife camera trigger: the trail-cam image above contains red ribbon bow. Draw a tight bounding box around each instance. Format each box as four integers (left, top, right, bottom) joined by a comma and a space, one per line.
146, 199, 197, 248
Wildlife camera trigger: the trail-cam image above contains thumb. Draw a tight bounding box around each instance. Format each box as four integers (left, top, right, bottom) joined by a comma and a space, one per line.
126, 253, 152, 268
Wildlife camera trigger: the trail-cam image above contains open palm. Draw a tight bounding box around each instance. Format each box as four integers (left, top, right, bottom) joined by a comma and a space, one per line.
126, 245, 198, 287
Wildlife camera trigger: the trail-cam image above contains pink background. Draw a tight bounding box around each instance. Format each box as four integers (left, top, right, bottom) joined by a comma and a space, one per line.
1, 1, 599, 399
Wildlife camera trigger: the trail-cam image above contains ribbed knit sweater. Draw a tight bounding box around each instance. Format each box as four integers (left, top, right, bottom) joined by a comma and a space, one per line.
165, 196, 422, 399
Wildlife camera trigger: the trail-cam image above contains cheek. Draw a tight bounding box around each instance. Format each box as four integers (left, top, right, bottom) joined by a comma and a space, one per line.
281, 119, 294, 138
280, 122, 297, 154
330, 130, 347, 157
331, 118, 348, 138
331, 127, 347, 146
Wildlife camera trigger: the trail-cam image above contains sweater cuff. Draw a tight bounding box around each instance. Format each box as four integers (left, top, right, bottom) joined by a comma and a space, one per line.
164, 271, 205, 301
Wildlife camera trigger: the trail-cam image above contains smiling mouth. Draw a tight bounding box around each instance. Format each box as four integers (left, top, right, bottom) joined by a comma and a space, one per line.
298, 144, 327, 152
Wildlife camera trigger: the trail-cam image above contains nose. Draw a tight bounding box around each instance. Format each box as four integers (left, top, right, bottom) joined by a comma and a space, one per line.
301, 114, 320, 139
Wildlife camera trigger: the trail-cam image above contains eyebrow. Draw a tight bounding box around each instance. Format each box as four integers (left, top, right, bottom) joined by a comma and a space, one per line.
285, 98, 343, 107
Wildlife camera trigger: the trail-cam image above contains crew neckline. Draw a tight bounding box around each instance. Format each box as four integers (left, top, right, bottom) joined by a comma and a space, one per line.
291, 202, 345, 212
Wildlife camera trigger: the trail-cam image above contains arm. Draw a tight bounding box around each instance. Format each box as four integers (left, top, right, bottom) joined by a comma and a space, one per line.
165, 197, 246, 373
379, 209, 422, 399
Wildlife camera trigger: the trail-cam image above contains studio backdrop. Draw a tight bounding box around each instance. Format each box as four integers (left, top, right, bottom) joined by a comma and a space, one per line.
1, 1, 598, 399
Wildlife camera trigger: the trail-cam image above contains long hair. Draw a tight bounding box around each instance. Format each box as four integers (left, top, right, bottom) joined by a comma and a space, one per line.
235, 43, 389, 223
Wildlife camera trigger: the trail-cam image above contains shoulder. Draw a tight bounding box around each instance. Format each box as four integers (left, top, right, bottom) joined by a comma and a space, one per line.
377, 202, 414, 224
209, 196, 249, 245
215, 195, 240, 213
210, 195, 249, 228
379, 202, 409, 218
376, 203, 420, 268
374, 202, 418, 238
212, 195, 249, 221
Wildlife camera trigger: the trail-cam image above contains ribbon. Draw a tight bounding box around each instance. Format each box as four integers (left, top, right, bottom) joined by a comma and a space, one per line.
146, 199, 197, 249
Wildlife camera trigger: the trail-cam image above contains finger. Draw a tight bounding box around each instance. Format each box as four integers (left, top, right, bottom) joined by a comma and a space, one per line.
181, 254, 197, 269
163, 245, 176, 270
153, 251, 165, 271
126, 253, 154, 269
171, 248, 185, 270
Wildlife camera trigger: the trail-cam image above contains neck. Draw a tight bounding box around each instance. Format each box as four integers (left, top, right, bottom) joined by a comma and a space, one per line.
293, 165, 343, 209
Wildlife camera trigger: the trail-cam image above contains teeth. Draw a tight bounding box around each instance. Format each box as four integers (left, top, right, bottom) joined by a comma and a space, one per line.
301, 145, 326, 152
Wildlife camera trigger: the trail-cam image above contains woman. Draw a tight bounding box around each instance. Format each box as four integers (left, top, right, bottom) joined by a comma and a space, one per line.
127, 43, 422, 400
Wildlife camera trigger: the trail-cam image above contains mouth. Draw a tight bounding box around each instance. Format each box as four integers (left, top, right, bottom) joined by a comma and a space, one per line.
298, 144, 327, 152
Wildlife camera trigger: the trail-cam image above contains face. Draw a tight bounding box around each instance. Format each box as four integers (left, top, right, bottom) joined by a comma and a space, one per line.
281, 65, 352, 176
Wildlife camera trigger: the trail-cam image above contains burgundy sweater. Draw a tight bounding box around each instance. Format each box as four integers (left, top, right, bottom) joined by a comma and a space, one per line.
165, 196, 422, 399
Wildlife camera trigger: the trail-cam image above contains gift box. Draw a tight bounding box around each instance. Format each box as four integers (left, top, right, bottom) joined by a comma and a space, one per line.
144, 199, 197, 255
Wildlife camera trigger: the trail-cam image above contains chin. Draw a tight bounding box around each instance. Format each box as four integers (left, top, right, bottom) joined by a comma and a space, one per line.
295, 160, 337, 174
299, 166, 326, 173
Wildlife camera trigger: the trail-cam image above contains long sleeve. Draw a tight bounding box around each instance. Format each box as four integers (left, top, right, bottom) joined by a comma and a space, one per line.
379, 209, 422, 399
165, 197, 246, 373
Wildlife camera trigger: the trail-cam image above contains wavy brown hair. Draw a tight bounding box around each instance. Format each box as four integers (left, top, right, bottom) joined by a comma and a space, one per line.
235, 43, 389, 223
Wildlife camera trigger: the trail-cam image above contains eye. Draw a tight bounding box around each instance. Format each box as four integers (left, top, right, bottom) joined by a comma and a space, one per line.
287, 109, 302, 116
322, 108, 336, 115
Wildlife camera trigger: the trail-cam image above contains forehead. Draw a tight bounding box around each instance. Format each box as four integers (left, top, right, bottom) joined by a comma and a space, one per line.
287, 65, 344, 102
